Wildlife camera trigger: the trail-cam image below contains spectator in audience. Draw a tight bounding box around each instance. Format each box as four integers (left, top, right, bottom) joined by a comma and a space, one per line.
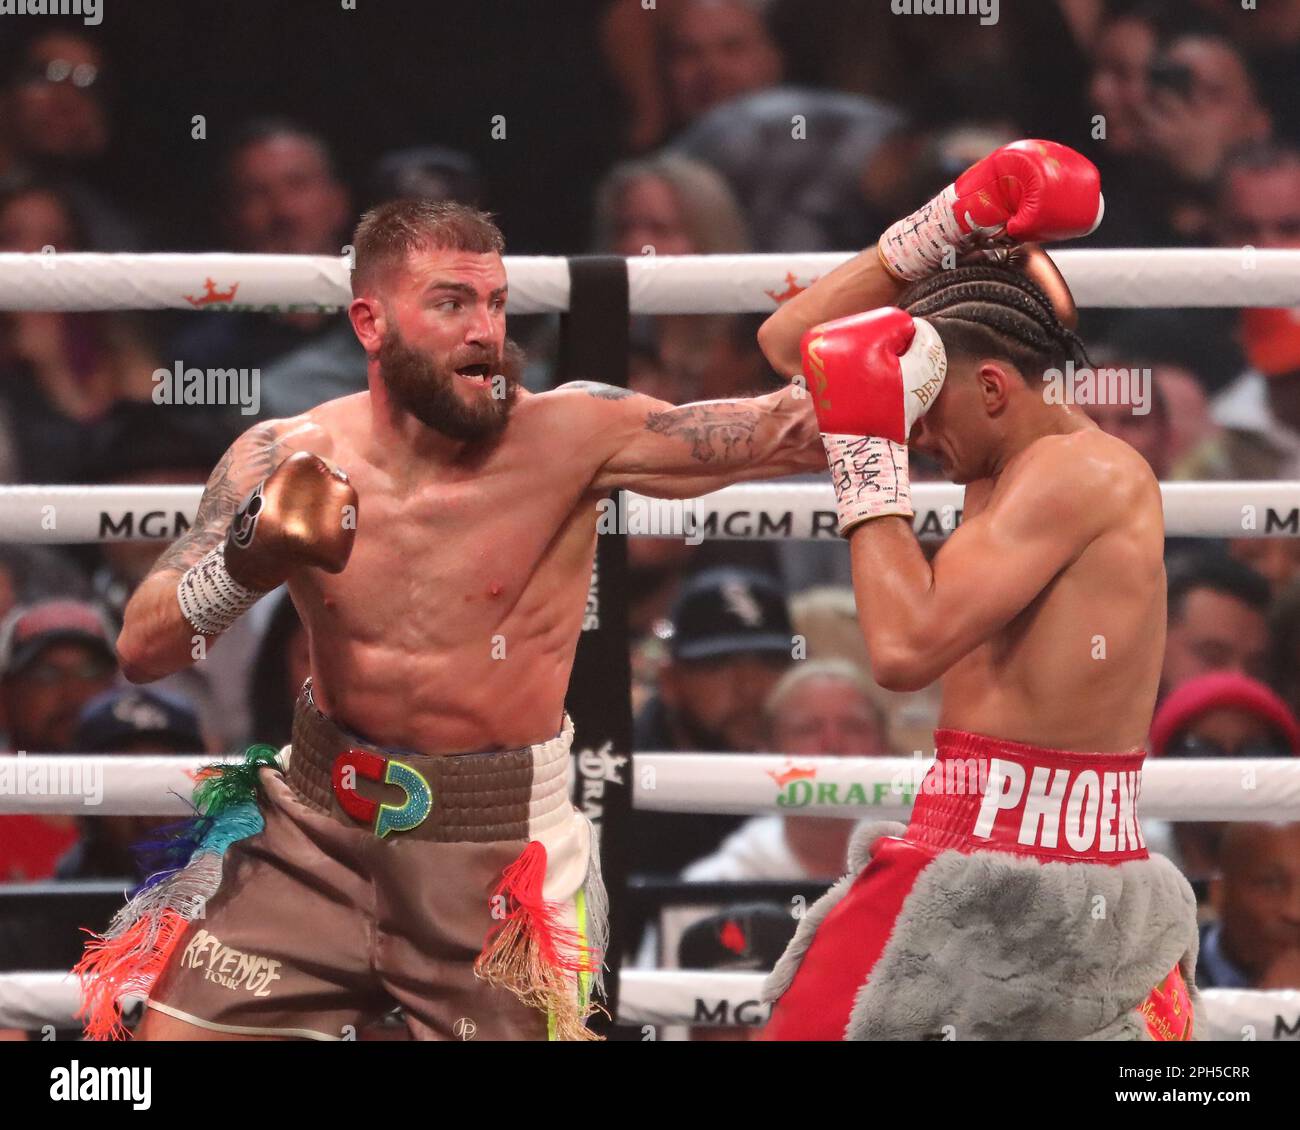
593, 152, 750, 257
1149, 671, 1300, 883
1140, 28, 1272, 237
1089, 4, 1160, 157
0, 599, 117, 881
0, 544, 92, 619
1162, 552, 1271, 696
633, 567, 793, 874
637, 567, 792, 754
1151, 671, 1300, 760
662, 0, 785, 134
0, 181, 163, 483
1164, 145, 1300, 481
169, 119, 351, 376
684, 659, 888, 882
787, 586, 939, 753
1199, 822, 1300, 990
0, 598, 118, 753
642, 659, 889, 992
366, 145, 483, 210
1159, 363, 1220, 468
56, 686, 208, 881
1207, 0, 1300, 145
0, 31, 140, 250
669, 85, 902, 251
1269, 577, 1300, 721
1228, 538, 1300, 598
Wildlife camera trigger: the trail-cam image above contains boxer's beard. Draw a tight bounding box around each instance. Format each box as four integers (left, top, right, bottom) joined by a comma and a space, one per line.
378, 328, 520, 442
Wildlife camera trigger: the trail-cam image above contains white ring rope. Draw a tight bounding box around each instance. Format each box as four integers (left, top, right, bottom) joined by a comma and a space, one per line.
1, 249, 1299, 314
0, 481, 1296, 544
2, 752, 1297, 821
614, 971, 1300, 1041
0, 971, 1292, 1040
633, 754, 1300, 822
0, 754, 237, 815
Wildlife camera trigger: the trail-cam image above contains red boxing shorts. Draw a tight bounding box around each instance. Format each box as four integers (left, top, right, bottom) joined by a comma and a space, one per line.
762, 729, 1201, 1041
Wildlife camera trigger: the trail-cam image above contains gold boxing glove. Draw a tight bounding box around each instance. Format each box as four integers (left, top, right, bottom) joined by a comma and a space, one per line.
177, 452, 357, 636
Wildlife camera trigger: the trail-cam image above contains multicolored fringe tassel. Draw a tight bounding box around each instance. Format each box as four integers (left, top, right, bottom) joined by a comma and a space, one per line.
474, 831, 609, 1042
73, 744, 281, 1040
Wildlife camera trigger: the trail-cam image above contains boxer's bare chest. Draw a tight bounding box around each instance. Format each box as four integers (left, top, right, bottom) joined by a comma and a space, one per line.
287, 413, 602, 658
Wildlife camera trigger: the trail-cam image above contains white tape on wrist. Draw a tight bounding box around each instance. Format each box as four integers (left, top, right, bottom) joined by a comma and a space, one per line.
877, 184, 966, 281
176, 544, 266, 636
822, 433, 912, 535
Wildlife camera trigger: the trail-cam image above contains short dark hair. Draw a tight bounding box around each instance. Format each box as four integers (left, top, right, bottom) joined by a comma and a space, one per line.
898, 265, 1089, 381
350, 198, 505, 296
1217, 140, 1300, 196
1166, 551, 1272, 623
222, 117, 339, 183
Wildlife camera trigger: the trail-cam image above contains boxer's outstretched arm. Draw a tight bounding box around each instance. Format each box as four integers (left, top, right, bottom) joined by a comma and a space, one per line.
566, 382, 825, 498
116, 421, 286, 682
757, 245, 906, 378
850, 444, 1126, 691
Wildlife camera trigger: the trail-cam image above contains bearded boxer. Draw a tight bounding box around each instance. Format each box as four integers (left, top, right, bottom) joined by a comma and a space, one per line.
757, 140, 1203, 1040
77, 199, 826, 1042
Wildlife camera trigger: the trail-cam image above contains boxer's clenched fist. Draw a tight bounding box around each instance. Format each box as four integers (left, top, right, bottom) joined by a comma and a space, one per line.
801, 307, 947, 533
878, 139, 1103, 282
225, 452, 358, 592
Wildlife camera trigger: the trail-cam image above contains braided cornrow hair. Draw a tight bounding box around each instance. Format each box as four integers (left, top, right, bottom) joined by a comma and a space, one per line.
897, 265, 1091, 381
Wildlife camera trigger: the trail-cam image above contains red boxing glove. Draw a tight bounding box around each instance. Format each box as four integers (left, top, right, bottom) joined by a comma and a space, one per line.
800, 308, 948, 533
879, 139, 1103, 281
802, 307, 946, 443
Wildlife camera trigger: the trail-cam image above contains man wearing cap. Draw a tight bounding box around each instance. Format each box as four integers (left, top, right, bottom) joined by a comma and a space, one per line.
633, 567, 794, 875
1149, 671, 1300, 884
0, 599, 118, 881
55, 686, 208, 882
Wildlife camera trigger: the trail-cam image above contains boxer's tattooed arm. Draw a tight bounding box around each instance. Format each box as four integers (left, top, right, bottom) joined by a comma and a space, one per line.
151, 423, 283, 577
643, 403, 760, 462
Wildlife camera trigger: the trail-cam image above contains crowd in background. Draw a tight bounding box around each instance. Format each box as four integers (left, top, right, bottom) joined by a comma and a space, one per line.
0, 0, 1298, 1035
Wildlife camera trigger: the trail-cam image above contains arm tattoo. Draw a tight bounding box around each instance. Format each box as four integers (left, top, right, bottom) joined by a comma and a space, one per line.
644, 403, 759, 463
151, 423, 282, 576
567, 380, 636, 401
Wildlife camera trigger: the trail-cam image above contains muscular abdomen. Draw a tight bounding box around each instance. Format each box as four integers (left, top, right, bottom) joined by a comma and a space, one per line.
941, 519, 1166, 753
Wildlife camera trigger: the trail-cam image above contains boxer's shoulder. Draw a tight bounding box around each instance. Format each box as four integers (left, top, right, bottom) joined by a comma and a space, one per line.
991, 427, 1156, 533
266, 396, 356, 459
529, 380, 649, 435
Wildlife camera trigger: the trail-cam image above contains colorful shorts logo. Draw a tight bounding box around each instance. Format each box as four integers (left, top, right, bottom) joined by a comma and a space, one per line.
332, 750, 432, 837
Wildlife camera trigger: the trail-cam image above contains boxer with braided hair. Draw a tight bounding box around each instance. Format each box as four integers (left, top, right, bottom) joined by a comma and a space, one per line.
898, 262, 1091, 376
757, 141, 1202, 1041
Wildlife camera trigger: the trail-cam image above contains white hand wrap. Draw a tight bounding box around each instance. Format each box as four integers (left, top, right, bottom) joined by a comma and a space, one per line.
822, 433, 912, 535
877, 183, 969, 281
176, 544, 267, 636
